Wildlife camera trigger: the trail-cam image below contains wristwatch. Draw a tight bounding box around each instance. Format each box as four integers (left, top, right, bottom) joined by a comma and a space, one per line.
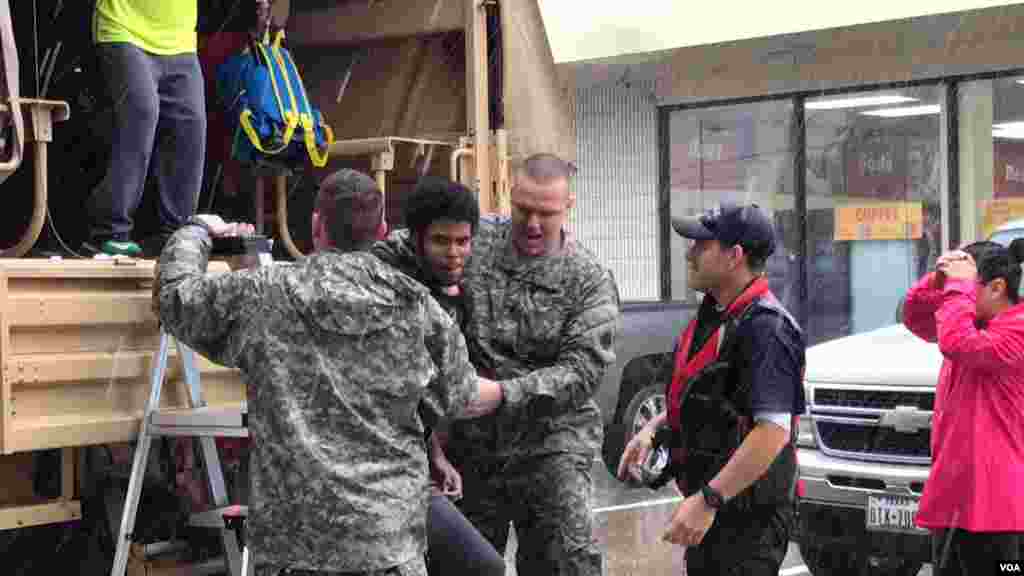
701, 484, 724, 510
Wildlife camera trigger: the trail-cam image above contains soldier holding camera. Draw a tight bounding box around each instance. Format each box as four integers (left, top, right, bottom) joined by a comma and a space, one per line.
617, 203, 806, 575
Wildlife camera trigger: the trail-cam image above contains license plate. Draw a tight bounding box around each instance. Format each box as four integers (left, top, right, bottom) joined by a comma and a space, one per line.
866, 495, 926, 534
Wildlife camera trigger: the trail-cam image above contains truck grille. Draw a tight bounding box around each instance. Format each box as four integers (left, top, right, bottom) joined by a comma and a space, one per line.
810, 386, 934, 464
814, 389, 934, 411
815, 421, 930, 459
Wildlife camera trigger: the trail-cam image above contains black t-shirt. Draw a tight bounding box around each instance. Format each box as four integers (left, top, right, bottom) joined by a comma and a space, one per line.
682, 294, 807, 418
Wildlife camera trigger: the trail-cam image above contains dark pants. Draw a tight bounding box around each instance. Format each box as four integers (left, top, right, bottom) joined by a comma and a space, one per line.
426, 494, 505, 576
683, 505, 792, 576
88, 42, 205, 242
932, 528, 1022, 575
457, 453, 603, 576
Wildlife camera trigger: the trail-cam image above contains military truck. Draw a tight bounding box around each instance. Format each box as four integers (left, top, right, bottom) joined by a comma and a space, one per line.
0, 1, 685, 572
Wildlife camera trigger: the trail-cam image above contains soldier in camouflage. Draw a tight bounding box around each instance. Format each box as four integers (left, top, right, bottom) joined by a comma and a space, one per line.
329, 175, 505, 576
374, 154, 622, 576
155, 169, 505, 576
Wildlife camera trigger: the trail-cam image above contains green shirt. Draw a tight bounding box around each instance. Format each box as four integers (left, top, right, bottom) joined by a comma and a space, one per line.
94, 0, 197, 55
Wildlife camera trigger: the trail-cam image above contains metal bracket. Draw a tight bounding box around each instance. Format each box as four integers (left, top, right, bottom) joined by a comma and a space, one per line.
16, 98, 69, 144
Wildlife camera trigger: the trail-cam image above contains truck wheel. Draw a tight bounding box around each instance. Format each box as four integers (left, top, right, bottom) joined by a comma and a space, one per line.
623, 384, 666, 440
601, 384, 666, 477
800, 541, 922, 576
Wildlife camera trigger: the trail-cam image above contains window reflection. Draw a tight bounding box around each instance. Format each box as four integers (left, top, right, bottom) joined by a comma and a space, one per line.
960, 77, 1024, 245
805, 87, 943, 345
667, 101, 798, 314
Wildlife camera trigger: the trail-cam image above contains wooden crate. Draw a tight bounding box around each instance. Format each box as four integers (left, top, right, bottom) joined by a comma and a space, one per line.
0, 257, 245, 456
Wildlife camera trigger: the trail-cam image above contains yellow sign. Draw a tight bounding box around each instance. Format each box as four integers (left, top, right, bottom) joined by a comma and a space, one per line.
981, 198, 1024, 239
834, 202, 923, 241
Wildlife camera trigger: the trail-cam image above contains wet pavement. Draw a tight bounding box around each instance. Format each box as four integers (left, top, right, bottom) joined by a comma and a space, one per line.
499, 459, 935, 575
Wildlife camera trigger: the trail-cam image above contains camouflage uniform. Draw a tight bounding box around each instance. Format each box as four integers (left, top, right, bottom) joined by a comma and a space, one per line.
374, 218, 621, 576
157, 224, 482, 576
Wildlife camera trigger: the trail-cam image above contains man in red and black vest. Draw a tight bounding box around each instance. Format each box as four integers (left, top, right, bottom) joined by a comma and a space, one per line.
617, 202, 806, 575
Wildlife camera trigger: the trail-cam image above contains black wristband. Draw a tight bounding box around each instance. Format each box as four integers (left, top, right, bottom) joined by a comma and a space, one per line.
701, 484, 724, 510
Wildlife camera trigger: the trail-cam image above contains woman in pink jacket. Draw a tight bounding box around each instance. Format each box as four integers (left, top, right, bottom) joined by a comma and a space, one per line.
903, 239, 1024, 575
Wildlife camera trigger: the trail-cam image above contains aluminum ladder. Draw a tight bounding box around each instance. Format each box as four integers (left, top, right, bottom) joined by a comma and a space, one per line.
111, 237, 272, 576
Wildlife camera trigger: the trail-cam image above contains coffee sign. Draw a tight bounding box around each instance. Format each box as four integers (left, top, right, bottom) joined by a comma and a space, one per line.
834, 201, 923, 241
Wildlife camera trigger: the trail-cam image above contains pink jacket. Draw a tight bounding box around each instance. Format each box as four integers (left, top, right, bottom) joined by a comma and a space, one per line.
903, 273, 1024, 532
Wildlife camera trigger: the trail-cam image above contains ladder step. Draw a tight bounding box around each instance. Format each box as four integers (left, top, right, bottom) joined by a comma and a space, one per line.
190, 505, 249, 529
142, 540, 190, 559
174, 557, 230, 576
150, 405, 248, 438
152, 405, 247, 427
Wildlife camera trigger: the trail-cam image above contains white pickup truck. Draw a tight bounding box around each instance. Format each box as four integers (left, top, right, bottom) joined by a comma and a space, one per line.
795, 219, 1024, 576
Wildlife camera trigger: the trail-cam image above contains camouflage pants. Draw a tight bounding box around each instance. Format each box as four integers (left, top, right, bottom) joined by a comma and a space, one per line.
255, 557, 426, 576
456, 452, 603, 576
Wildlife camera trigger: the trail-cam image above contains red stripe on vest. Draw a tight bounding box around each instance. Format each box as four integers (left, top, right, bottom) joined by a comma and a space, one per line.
666, 277, 772, 432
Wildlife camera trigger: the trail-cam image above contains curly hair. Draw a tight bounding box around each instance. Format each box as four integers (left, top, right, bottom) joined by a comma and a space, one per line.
403, 176, 480, 239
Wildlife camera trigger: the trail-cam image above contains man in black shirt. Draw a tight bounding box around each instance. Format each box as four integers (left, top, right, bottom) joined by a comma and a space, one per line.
366, 176, 506, 576
618, 202, 806, 575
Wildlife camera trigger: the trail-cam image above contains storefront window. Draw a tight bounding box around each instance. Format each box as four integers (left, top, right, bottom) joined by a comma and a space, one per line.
804, 86, 945, 345
959, 77, 1024, 248
667, 101, 798, 312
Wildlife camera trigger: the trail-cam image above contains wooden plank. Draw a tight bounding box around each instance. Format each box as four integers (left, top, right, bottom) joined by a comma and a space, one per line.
0, 258, 229, 279
10, 372, 237, 421
8, 412, 142, 452
7, 292, 156, 326
10, 324, 160, 355
6, 401, 244, 452
0, 500, 81, 530
465, 0, 491, 213
0, 258, 157, 279
1, 266, 9, 453
289, 0, 464, 46
6, 350, 234, 387
7, 350, 153, 386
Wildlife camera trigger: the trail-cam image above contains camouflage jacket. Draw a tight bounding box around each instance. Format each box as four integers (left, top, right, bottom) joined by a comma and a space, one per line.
156, 225, 480, 572
373, 218, 621, 464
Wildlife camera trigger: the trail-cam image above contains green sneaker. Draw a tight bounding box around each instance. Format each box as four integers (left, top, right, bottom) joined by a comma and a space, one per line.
99, 239, 142, 257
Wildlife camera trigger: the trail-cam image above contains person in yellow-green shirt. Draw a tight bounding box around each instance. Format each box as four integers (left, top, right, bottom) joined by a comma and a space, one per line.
84, 0, 205, 257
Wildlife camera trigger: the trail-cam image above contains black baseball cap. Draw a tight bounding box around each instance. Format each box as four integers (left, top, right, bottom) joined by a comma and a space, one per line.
672, 203, 776, 257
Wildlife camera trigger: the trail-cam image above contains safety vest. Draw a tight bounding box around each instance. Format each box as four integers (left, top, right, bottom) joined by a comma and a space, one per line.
664, 277, 802, 510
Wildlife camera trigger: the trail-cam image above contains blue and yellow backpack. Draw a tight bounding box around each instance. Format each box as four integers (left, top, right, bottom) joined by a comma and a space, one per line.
216, 30, 333, 171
